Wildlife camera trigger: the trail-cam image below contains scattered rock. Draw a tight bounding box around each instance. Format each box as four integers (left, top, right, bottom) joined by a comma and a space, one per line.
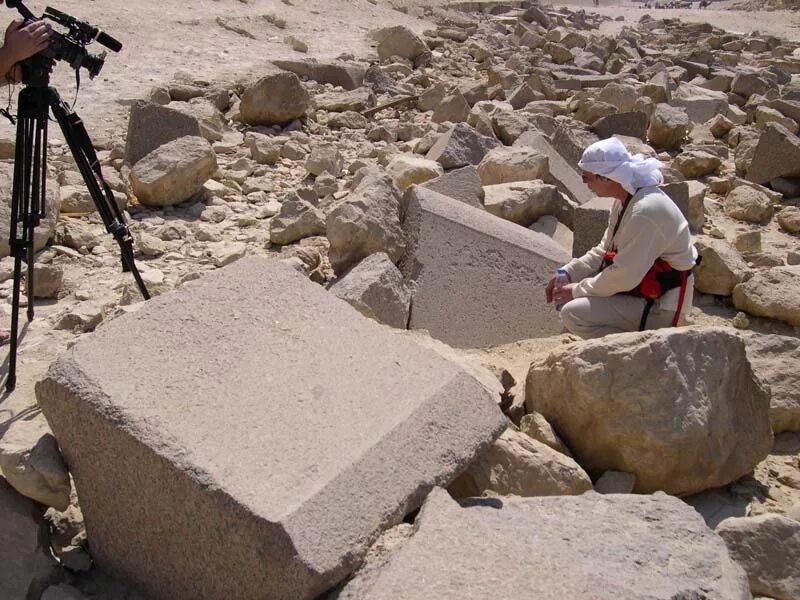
733, 267, 800, 327
725, 186, 774, 224
270, 192, 326, 246
240, 73, 310, 125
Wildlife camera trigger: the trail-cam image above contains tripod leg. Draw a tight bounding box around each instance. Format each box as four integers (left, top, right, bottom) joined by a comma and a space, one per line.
48, 90, 150, 301
25, 109, 47, 322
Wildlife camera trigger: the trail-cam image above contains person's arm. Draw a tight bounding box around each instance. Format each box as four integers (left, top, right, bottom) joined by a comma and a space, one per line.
0, 19, 51, 84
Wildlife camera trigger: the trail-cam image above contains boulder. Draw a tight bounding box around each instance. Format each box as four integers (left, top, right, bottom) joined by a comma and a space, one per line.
0, 415, 71, 510
592, 112, 648, 141
130, 136, 218, 207
525, 327, 773, 495
778, 206, 800, 233
572, 196, 614, 257
240, 73, 310, 125
476, 147, 549, 186
742, 333, 800, 433
518, 411, 572, 456
328, 252, 411, 329
448, 428, 592, 498
326, 170, 405, 274
376, 26, 428, 63
724, 186, 774, 224
421, 165, 484, 209
335, 489, 750, 599
246, 133, 280, 165
386, 155, 443, 191
35, 258, 506, 600
314, 88, 375, 113
514, 131, 592, 205
272, 59, 365, 91
167, 98, 226, 142
717, 515, 800, 600
733, 267, 800, 327
306, 144, 344, 177
425, 123, 500, 170
402, 186, 569, 347
328, 111, 368, 130
673, 150, 720, 178
598, 82, 638, 112
0, 477, 61, 600
483, 181, 563, 227
32, 263, 64, 299
694, 238, 751, 296
671, 83, 729, 124
755, 106, 799, 135
746, 123, 800, 185
269, 193, 326, 246
648, 103, 689, 150
124, 101, 202, 166
432, 93, 470, 124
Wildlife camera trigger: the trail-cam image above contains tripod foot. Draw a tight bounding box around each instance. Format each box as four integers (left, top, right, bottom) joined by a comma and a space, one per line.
5, 376, 16, 393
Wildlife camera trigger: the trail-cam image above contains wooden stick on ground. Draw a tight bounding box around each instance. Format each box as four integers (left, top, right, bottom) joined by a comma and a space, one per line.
361, 95, 420, 118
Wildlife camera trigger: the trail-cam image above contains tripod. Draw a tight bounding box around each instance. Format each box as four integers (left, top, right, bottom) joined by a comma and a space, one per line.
5, 55, 149, 392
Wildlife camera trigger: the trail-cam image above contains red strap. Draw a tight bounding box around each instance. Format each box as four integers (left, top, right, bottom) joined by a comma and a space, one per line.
672, 271, 688, 327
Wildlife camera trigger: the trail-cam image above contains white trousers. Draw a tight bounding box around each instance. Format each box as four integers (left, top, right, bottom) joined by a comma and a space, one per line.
560, 295, 680, 340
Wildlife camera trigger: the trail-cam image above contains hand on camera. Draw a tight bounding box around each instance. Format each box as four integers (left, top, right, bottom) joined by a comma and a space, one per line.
4, 18, 51, 64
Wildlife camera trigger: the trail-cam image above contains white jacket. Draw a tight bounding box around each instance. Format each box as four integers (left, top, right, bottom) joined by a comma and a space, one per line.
563, 186, 696, 313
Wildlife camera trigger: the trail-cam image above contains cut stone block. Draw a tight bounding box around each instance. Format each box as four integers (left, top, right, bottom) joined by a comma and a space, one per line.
661, 181, 705, 233
671, 83, 729, 124
124, 101, 202, 166
401, 186, 570, 347
529, 215, 573, 254
35, 258, 506, 600
746, 123, 800, 185
335, 489, 750, 600
572, 196, 614, 258
514, 130, 592, 205
592, 111, 648, 141
421, 165, 484, 209
272, 59, 366, 90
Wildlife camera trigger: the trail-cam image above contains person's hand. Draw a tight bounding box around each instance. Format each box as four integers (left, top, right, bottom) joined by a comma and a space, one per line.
3, 19, 51, 64
545, 275, 557, 303
552, 283, 576, 306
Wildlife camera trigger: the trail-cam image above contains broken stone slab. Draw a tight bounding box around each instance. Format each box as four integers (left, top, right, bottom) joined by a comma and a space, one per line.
476, 146, 549, 185
742, 332, 800, 434
328, 252, 411, 329
571, 195, 614, 258
239, 72, 311, 126
167, 98, 227, 142
592, 111, 648, 141
421, 165, 484, 209
483, 181, 564, 227
386, 155, 443, 191
376, 26, 428, 63
733, 266, 800, 327
425, 122, 500, 170
529, 215, 573, 254
401, 186, 570, 348
272, 59, 366, 90
334, 489, 750, 599
513, 130, 592, 205
314, 88, 376, 113
35, 258, 506, 600
660, 181, 705, 233
648, 103, 689, 150
671, 83, 729, 124
448, 428, 592, 498
124, 101, 202, 166
0, 477, 62, 600
717, 514, 800, 600
526, 327, 773, 495
746, 123, 800, 185
694, 238, 752, 296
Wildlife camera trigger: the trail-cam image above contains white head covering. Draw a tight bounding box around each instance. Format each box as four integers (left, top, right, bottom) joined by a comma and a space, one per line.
577, 137, 664, 195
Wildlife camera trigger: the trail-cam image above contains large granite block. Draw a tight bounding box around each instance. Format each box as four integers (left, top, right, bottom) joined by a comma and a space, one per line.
36, 258, 506, 600
124, 101, 202, 166
402, 186, 570, 347
572, 196, 614, 257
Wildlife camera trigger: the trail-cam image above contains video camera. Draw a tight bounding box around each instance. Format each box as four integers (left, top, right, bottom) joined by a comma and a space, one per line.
5, 0, 122, 79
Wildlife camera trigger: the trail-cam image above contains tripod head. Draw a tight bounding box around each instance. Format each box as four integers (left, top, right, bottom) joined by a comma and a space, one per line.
5, 0, 122, 85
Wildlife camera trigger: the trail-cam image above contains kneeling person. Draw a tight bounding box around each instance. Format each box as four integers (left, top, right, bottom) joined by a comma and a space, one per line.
546, 138, 696, 339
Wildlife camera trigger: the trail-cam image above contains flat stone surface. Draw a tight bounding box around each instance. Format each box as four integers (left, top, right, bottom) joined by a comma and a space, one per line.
514, 131, 592, 205
401, 186, 570, 347
334, 489, 750, 600
572, 196, 614, 258
36, 258, 506, 600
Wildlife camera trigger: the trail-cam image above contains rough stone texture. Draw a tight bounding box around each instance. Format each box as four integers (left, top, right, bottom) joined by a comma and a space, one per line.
0, 477, 61, 600
124, 101, 202, 166
592, 111, 648, 141
306, 144, 344, 177
335, 489, 750, 600
376, 26, 428, 63
725, 186, 774, 224
240, 73, 310, 126
518, 411, 571, 456
0, 415, 71, 511
525, 327, 773, 495
273, 59, 365, 91
448, 428, 592, 498
386, 155, 443, 191
421, 165, 484, 209
401, 186, 570, 347
778, 206, 800, 233
673, 150, 721, 178
572, 196, 614, 258
246, 133, 280, 165
432, 92, 470, 124
694, 238, 752, 296
717, 514, 800, 600
661, 181, 705, 233
0, 162, 60, 259
32, 263, 64, 300
130, 136, 218, 207
425, 123, 500, 170
477, 147, 549, 186
315, 89, 375, 113
328, 252, 411, 329
671, 83, 729, 124
269, 193, 326, 245
35, 258, 506, 600
168, 98, 226, 142
595, 471, 636, 494
514, 131, 592, 205
742, 333, 800, 433
326, 170, 405, 274
483, 181, 563, 227
733, 267, 800, 327
529, 215, 573, 253
746, 123, 800, 185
